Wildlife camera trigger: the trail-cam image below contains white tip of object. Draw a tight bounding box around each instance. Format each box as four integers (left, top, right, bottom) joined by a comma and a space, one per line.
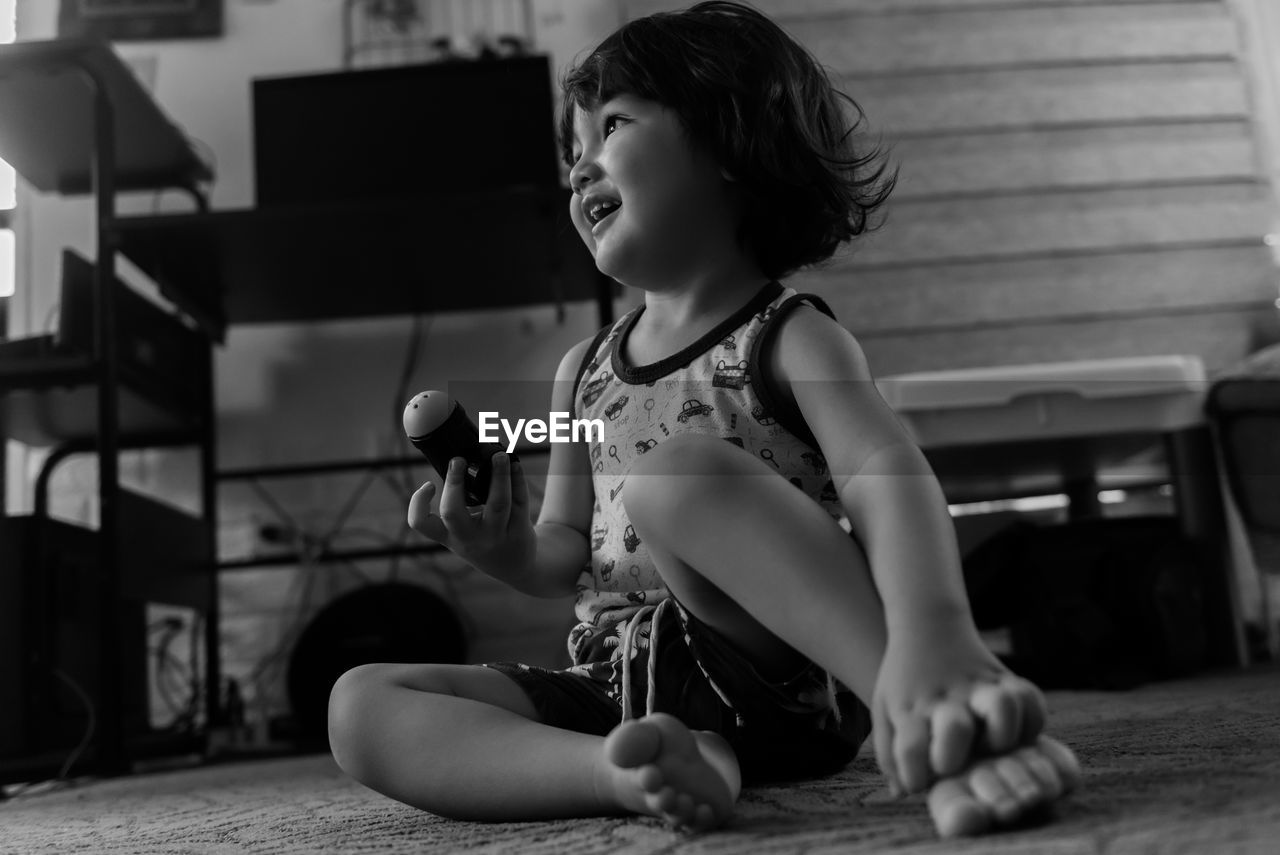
402, 390, 454, 439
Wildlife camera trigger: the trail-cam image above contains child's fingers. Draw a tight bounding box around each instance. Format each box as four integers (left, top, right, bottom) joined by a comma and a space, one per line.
407, 481, 449, 544
970, 682, 1023, 753
1015, 679, 1048, 744
509, 454, 530, 509
893, 714, 932, 794
482, 452, 512, 530
929, 701, 977, 778
872, 704, 903, 797
437, 457, 478, 533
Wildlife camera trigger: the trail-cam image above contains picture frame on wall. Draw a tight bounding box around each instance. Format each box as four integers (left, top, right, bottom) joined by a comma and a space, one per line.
58, 0, 223, 42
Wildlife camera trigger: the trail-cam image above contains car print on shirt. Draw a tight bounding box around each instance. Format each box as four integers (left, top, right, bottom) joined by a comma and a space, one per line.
635, 438, 658, 455
713, 359, 749, 390
751, 403, 776, 426
592, 524, 608, 552
724, 436, 745, 449
600, 559, 615, 583
623, 524, 641, 553
676, 399, 714, 423
605, 396, 630, 420
720, 333, 737, 350
581, 372, 612, 407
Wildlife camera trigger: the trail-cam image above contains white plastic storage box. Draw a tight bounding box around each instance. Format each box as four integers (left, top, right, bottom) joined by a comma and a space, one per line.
876, 356, 1208, 448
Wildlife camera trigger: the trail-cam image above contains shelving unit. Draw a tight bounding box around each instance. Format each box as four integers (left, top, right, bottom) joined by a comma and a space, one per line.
0, 37, 220, 781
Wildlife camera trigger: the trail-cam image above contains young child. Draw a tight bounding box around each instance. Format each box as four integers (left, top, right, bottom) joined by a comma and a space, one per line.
328, 0, 1080, 837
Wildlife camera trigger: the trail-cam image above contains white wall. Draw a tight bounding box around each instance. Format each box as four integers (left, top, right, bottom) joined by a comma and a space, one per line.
6, 0, 627, 726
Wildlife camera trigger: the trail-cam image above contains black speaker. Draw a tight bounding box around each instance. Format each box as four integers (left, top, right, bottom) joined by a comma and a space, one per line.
286, 583, 467, 749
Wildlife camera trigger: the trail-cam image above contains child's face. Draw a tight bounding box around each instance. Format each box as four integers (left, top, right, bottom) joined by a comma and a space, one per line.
568, 94, 741, 286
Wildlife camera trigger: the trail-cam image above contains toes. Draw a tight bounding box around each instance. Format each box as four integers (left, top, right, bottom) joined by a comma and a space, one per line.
605, 718, 663, 769
970, 681, 1023, 752
1016, 744, 1063, 800
993, 754, 1044, 810
655, 785, 679, 813
929, 701, 977, 778
967, 764, 1021, 823
1036, 735, 1082, 792
928, 777, 991, 839
640, 766, 666, 794
893, 716, 932, 793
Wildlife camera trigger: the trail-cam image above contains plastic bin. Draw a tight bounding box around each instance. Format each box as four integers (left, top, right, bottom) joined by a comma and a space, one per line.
877, 355, 1207, 448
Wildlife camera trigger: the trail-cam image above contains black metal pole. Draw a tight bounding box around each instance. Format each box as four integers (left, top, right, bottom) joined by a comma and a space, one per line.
88, 62, 127, 777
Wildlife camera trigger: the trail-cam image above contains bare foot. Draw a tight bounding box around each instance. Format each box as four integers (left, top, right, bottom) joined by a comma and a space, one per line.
927, 735, 1081, 838
602, 712, 741, 832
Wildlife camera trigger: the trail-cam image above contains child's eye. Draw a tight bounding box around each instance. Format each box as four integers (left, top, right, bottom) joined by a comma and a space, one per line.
603, 114, 626, 137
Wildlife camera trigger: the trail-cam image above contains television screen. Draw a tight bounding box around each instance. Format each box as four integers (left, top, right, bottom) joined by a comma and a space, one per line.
253, 56, 560, 208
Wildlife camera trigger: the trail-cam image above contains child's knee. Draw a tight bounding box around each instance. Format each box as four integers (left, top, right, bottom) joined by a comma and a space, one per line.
327, 663, 406, 774
625, 434, 759, 526
635, 433, 742, 476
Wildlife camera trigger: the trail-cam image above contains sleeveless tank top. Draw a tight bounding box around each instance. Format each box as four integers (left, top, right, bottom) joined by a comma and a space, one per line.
567, 280, 844, 667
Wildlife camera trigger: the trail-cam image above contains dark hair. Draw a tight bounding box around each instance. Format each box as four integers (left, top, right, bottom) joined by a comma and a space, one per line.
558, 0, 897, 280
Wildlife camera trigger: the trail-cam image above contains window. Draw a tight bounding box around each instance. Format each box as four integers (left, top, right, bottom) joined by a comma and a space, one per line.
1, 0, 15, 299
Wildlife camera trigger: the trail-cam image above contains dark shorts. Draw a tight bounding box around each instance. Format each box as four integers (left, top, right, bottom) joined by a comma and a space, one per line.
485, 597, 871, 784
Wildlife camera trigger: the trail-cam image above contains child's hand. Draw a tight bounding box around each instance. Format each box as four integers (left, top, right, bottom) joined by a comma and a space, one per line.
407, 452, 536, 579
871, 624, 1048, 796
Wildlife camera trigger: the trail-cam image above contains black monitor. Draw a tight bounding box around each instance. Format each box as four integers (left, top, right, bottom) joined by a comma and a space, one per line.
252, 55, 560, 208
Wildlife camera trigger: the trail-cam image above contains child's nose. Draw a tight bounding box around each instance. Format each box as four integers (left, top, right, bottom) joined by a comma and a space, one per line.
571, 159, 600, 193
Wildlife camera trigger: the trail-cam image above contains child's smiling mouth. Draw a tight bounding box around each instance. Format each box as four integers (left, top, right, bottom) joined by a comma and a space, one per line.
591, 205, 620, 235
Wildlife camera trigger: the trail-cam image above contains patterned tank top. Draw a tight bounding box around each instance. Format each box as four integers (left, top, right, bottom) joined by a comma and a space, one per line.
566, 280, 845, 667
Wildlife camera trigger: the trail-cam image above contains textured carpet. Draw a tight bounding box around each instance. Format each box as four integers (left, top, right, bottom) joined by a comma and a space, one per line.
3, 666, 1279, 854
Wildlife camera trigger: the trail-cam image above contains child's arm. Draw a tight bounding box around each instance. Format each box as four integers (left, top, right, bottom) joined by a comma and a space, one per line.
770, 306, 1046, 792
406, 338, 597, 599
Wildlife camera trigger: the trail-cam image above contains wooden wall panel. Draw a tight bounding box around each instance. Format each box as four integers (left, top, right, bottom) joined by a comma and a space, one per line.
851, 63, 1249, 134
619, 1, 1280, 376
859, 309, 1280, 374
795, 245, 1278, 333
628, 0, 1216, 17
891, 122, 1257, 198
793, 4, 1235, 75
842, 184, 1271, 265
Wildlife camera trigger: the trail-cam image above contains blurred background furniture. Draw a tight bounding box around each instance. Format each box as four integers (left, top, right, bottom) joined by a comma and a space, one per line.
0, 38, 220, 781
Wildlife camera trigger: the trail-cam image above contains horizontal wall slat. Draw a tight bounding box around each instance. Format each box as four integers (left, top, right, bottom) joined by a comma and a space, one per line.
625, 0, 1218, 21
792, 245, 1278, 332
860, 308, 1280, 375
890, 121, 1259, 198
850, 62, 1247, 134
838, 183, 1272, 266
793, 4, 1233, 75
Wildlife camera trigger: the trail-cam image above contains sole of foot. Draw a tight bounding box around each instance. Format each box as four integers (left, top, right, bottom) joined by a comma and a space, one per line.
603, 712, 740, 832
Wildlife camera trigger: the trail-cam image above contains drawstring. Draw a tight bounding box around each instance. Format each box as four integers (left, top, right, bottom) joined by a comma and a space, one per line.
618, 597, 673, 722
825, 669, 844, 726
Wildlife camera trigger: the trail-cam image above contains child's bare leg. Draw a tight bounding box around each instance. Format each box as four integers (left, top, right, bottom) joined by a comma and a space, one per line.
623, 434, 1071, 830
327, 662, 737, 828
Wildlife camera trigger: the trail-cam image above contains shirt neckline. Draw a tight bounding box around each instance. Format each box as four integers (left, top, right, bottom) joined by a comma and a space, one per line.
611, 280, 784, 384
